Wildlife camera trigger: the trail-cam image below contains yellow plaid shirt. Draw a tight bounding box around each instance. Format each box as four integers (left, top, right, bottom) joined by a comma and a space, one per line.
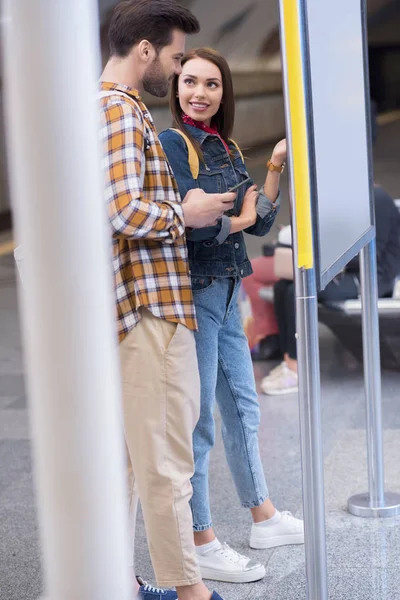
99, 82, 197, 341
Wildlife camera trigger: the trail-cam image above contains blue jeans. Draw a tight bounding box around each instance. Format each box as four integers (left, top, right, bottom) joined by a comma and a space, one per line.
190, 276, 269, 531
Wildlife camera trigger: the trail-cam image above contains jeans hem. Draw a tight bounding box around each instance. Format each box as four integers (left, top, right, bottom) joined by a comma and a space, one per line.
241, 493, 269, 509
193, 522, 213, 532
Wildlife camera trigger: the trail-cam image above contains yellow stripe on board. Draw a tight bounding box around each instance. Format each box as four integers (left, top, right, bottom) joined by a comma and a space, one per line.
282, 0, 313, 269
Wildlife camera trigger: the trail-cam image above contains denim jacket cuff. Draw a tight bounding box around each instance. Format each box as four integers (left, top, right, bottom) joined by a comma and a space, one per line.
215, 215, 232, 245
256, 188, 281, 218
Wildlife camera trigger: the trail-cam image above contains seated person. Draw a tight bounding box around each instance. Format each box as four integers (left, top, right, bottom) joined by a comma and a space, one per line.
241, 253, 280, 359
241, 228, 291, 360
260, 184, 400, 396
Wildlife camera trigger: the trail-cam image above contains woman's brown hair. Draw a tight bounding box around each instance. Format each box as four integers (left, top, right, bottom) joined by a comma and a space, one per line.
169, 47, 235, 163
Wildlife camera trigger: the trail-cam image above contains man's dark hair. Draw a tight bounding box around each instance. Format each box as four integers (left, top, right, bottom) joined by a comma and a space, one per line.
108, 0, 200, 58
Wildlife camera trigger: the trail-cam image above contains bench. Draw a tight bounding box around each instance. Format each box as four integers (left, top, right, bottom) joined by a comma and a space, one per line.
318, 298, 400, 370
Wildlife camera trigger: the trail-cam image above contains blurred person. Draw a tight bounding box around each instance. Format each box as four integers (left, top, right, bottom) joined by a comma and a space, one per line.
100, 3, 235, 600
241, 226, 292, 360
261, 184, 400, 396
241, 254, 280, 359
159, 48, 304, 586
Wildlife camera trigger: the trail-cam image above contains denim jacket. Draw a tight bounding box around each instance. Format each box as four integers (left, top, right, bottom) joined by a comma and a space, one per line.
159, 124, 280, 278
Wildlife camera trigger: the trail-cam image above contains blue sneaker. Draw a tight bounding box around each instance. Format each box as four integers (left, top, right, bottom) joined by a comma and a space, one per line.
137, 577, 177, 599
211, 593, 224, 600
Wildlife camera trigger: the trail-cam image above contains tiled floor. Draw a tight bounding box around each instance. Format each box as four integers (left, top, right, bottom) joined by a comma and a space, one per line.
2, 252, 400, 600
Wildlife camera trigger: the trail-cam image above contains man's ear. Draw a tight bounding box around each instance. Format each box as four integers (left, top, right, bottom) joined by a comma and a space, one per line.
137, 40, 156, 63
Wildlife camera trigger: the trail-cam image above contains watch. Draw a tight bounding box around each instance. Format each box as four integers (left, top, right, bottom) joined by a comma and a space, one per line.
267, 159, 286, 174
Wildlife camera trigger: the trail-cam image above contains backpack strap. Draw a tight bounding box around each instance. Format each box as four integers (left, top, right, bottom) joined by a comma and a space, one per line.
167, 129, 244, 179
229, 138, 244, 162
170, 128, 200, 180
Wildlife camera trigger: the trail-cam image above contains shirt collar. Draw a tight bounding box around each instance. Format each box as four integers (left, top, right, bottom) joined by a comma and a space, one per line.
100, 81, 141, 101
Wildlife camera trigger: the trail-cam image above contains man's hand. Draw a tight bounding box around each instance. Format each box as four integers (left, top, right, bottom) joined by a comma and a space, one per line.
182, 189, 236, 229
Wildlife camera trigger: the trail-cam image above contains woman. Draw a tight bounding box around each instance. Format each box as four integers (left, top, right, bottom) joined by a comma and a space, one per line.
159, 48, 304, 585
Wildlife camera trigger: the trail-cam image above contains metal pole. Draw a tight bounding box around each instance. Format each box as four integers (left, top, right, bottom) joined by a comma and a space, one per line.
2, 1, 132, 599
360, 240, 385, 506
347, 240, 400, 517
279, 0, 329, 597
295, 268, 329, 600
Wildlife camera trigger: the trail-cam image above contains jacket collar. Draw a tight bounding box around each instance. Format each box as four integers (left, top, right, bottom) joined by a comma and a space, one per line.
183, 123, 214, 144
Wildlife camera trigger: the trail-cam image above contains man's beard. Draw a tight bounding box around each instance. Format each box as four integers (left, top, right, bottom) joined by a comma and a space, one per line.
143, 57, 170, 98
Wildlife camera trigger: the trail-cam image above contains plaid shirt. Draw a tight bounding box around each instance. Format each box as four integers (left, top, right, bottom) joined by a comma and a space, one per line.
99, 82, 197, 341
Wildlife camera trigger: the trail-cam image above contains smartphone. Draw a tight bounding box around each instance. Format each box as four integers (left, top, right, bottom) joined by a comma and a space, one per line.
228, 177, 252, 193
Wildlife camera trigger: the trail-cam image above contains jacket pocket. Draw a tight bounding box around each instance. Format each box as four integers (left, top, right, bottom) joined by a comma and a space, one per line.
197, 167, 224, 194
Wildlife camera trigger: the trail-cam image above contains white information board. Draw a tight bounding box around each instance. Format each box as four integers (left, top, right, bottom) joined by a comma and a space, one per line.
282, 0, 375, 290
306, 0, 374, 287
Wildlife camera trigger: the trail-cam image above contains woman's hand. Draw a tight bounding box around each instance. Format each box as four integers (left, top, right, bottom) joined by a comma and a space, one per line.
239, 184, 258, 227
271, 138, 287, 167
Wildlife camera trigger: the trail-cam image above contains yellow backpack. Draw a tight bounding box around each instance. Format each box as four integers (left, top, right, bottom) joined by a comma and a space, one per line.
170, 128, 244, 180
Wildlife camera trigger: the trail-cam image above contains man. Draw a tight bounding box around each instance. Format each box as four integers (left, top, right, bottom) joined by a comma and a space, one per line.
99, 2, 235, 599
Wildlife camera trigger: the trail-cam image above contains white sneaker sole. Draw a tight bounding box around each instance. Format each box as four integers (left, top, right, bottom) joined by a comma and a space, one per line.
200, 563, 266, 583
250, 532, 304, 549
262, 386, 298, 396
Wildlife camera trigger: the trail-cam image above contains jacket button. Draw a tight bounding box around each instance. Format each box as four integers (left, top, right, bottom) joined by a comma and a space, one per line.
203, 240, 214, 247
234, 243, 240, 249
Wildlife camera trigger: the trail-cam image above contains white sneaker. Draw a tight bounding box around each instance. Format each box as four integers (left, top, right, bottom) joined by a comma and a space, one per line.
197, 541, 266, 583
264, 361, 286, 380
261, 363, 298, 395
250, 511, 304, 549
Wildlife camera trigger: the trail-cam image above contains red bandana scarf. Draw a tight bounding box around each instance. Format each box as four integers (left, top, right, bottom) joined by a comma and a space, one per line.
182, 114, 230, 154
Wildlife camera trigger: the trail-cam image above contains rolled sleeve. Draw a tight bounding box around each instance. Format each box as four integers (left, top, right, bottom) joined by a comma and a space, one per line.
256, 188, 281, 218
214, 215, 232, 245
186, 215, 231, 244
245, 188, 280, 237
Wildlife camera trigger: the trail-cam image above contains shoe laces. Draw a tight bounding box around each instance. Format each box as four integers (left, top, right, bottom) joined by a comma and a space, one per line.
218, 543, 248, 565
142, 580, 166, 594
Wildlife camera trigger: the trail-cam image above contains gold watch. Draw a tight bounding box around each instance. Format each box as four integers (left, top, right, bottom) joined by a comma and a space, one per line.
267, 159, 286, 174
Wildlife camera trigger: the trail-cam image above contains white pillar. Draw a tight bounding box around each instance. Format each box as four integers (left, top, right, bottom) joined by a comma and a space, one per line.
2, 1, 132, 599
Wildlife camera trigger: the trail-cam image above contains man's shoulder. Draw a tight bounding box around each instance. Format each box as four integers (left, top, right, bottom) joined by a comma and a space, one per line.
100, 90, 145, 122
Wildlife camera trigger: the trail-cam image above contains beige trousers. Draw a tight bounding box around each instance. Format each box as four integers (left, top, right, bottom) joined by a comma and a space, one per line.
119, 308, 201, 587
